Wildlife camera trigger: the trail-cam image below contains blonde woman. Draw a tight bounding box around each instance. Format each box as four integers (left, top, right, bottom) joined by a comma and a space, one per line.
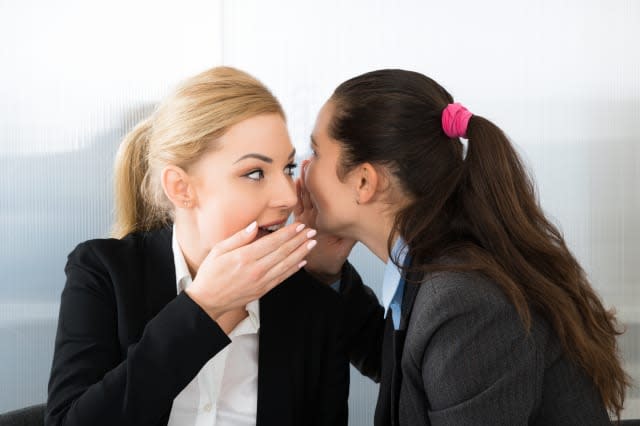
45, 67, 348, 426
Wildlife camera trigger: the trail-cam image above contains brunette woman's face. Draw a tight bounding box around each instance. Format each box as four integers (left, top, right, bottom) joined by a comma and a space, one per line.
188, 113, 297, 250
305, 101, 358, 236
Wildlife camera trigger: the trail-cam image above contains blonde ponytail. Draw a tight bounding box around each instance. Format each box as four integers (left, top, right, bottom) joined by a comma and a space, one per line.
112, 119, 166, 238
111, 66, 284, 239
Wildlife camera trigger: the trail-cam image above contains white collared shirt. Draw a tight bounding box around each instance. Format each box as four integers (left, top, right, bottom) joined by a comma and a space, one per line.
168, 226, 260, 426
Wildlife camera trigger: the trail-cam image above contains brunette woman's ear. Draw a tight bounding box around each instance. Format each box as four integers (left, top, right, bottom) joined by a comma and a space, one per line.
354, 162, 380, 205
161, 165, 194, 209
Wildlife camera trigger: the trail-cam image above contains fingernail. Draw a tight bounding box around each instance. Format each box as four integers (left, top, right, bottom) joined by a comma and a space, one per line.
306, 229, 317, 238
298, 260, 307, 268
307, 240, 317, 250
296, 223, 306, 232
245, 221, 257, 233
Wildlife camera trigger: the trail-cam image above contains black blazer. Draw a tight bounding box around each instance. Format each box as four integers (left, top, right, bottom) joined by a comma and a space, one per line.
339, 262, 610, 426
45, 226, 349, 426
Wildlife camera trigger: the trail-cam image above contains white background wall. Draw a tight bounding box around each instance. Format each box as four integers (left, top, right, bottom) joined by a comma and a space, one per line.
1, 0, 638, 423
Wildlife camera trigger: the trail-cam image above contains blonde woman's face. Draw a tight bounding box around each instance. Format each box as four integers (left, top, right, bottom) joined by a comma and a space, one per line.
188, 113, 297, 249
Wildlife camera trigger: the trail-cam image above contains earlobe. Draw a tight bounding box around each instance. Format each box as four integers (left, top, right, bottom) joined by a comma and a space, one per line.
161, 165, 193, 209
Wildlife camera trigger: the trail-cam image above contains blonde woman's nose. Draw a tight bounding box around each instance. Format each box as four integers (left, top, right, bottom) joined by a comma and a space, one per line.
270, 175, 297, 208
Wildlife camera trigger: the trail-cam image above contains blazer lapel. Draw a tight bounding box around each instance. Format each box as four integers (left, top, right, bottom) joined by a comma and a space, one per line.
376, 266, 423, 426
374, 310, 397, 426
398, 268, 421, 331
256, 283, 295, 426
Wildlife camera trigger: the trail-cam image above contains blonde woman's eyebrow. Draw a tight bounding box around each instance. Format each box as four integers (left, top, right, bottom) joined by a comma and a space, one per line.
234, 148, 296, 164
234, 153, 272, 164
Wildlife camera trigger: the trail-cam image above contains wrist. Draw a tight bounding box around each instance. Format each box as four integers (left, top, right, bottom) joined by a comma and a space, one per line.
184, 287, 225, 321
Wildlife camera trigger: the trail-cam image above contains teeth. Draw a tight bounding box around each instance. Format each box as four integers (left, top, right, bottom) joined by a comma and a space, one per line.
264, 224, 283, 232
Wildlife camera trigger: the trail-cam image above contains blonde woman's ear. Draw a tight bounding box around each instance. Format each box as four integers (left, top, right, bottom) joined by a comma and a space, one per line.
161, 165, 193, 209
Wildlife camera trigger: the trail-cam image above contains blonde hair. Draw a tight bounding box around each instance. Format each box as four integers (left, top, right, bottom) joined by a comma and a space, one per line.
112, 66, 285, 238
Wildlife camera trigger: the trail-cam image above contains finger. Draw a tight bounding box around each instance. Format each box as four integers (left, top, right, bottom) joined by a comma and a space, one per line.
210, 221, 259, 257
239, 221, 311, 260
301, 181, 313, 212
293, 178, 304, 217
255, 226, 316, 270
259, 232, 317, 283
300, 160, 309, 191
299, 162, 314, 212
245, 262, 301, 303
262, 257, 309, 295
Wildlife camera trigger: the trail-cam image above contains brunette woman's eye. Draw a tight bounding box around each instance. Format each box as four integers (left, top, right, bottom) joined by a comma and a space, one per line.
245, 169, 264, 181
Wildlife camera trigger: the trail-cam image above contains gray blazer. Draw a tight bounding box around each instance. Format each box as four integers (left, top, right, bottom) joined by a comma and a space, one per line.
341, 263, 611, 425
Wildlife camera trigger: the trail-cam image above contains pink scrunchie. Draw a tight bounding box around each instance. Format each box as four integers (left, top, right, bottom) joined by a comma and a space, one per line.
441, 103, 473, 138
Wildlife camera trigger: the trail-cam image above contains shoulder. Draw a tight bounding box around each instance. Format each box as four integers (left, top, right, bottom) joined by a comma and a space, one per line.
416, 268, 551, 331
69, 234, 137, 259
407, 269, 548, 350
65, 227, 170, 275
409, 269, 515, 324
67, 233, 140, 270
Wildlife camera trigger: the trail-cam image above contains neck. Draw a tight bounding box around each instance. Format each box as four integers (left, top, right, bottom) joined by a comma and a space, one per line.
174, 219, 206, 278
353, 208, 397, 263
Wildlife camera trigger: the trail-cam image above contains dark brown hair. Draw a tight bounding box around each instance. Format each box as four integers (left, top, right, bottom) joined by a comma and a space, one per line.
329, 69, 629, 419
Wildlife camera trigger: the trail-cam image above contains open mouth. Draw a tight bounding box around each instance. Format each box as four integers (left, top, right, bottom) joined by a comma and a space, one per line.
256, 221, 286, 239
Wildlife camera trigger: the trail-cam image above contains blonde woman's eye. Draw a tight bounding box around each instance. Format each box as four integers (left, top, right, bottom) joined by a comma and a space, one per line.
285, 163, 298, 177
245, 169, 264, 181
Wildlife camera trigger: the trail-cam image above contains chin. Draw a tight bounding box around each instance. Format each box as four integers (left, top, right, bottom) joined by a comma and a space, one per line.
315, 212, 341, 235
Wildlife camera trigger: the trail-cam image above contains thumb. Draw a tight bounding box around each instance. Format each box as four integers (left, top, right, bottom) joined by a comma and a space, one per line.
210, 221, 258, 257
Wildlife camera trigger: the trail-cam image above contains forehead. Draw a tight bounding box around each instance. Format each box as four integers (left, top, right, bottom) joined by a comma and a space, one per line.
218, 113, 291, 154
312, 101, 337, 141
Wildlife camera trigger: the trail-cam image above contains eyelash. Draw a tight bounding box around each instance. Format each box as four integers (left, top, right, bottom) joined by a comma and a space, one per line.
244, 163, 298, 181
285, 163, 298, 176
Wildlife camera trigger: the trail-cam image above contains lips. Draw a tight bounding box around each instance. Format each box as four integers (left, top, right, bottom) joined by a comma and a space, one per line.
255, 219, 288, 239
260, 223, 285, 232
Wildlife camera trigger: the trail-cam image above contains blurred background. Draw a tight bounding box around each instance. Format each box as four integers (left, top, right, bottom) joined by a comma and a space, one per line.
0, 0, 638, 423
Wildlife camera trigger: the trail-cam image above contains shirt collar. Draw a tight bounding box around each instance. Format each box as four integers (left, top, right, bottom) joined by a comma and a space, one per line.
381, 237, 408, 314
171, 224, 192, 295
171, 225, 260, 331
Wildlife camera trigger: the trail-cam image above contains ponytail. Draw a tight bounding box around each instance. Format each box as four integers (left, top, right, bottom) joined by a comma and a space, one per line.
460, 114, 630, 419
112, 119, 169, 238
